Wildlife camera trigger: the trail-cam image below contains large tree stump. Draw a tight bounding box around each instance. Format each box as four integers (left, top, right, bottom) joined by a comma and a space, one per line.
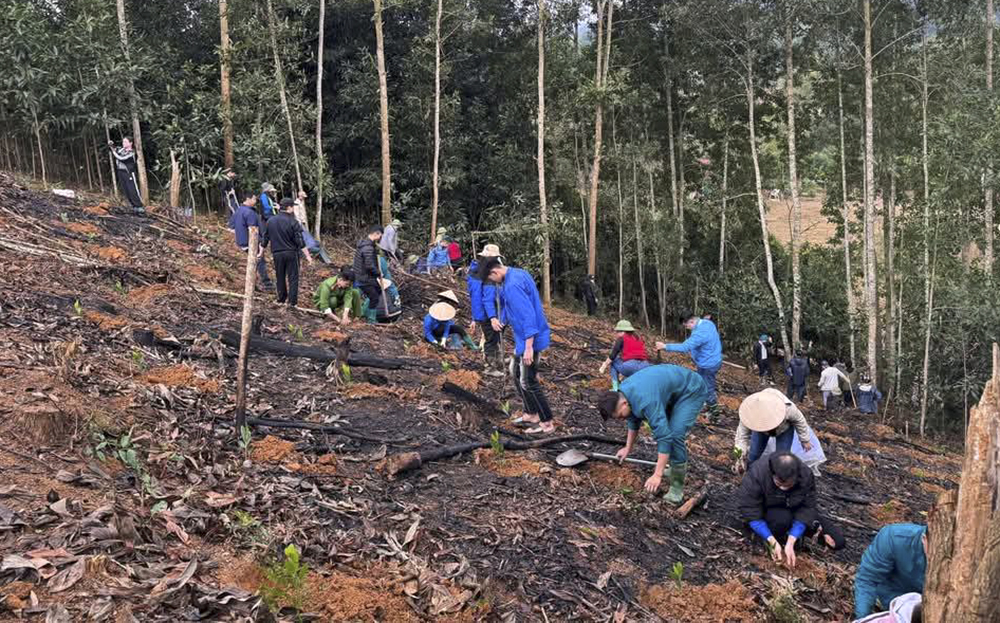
925, 343, 1000, 621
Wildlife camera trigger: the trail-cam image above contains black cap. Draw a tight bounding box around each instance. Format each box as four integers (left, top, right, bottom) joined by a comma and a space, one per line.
279, 198, 295, 209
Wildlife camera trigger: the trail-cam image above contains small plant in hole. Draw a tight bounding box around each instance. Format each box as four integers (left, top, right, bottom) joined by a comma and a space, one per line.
73, 299, 84, 317
131, 348, 146, 371
489, 430, 504, 459
261, 544, 309, 613
670, 562, 684, 589
500, 400, 511, 417
229, 509, 271, 550
731, 447, 743, 461
59, 212, 69, 223
766, 588, 804, 623
441, 360, 452, 372
114, 279, 126, 295
238, 425, 252, 459
287, 324, 304, 340
340, 363, 352, 385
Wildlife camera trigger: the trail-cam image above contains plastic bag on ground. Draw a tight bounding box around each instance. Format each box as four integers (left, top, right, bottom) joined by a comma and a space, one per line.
762, 427, 826, 474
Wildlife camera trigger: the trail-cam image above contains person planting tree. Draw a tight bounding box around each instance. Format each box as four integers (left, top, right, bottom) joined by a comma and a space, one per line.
599, 319, 650, 390
595, 364, 707, 503
733, 388, 813, 471
656, 313, 724, 414
314, 269, 363, 324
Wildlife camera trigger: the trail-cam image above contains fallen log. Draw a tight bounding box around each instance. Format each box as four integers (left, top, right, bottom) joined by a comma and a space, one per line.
218, 330, 423, 370
821, 491, 872, 505
441, 382, 506, 417
676, 487, 708, 519
377, 433, 625, 478
246, 417, 410, 445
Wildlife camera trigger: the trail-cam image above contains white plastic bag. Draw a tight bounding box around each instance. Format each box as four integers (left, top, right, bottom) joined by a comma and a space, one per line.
762, 427, 826, 474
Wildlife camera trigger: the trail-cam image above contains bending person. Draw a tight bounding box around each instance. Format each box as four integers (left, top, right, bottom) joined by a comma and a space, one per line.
734, 388, 813, 471
599, 320, 650, 390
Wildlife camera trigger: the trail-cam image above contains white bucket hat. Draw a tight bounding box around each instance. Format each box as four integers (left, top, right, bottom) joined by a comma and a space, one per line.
429, 302, 456, 322
738, 389, 789, 432
478, 244, 501, 257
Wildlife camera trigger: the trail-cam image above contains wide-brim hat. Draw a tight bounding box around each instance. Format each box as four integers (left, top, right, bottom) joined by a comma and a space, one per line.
390, 219, 402, 227
429, 302, 456, 322
478, 243, 501, 257
614, 320, 635, 332
261, 182, 275, 192
437, 226, 448, 235
378, 278, 393, 289
437, 290, 459, 305
738, 390, 788, 432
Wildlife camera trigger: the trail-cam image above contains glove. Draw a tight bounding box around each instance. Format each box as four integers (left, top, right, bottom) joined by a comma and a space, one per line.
439, 337, 447, 348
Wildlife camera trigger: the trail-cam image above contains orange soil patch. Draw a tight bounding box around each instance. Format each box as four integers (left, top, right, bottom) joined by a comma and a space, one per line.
216, 557, 265, 593
314, 329, 348, 343
717, 394, 742, 411
825, 421, 850, 435
437, 370, 480, 392
306, 570, 417, 622
142, 364, 220, 393
127, 283, 175, 307
588, 376, 612, 391
474, 448, 545, 478
586, 462, 644, 492
766, 194, 838, 247
872, 423, 896, 438
91, 245, 127, 262
84, 310, 129, 332
287, 454, 339, 476
81, 204, 109, 216
859, 440, 886, 454
65, 221, 101, 236
184, 263, 227, 285
165, 240, 192, 253
870, 499, 909, 524
641, 579, 757, 622
818, 431, 852, 446
250, 435, 297, 463
343, 382, 421, 401
0, 580, 34, 611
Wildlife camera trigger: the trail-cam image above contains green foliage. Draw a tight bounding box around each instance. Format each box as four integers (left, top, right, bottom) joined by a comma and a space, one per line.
340, 363, 352, 384
238, 425, 252, 459
766, 589, 804, 623
287, 324, 304, 341
499, 400, 511, 417
731, 447, 743, 460
72, 299, 83, 317
670, 562, 684, 589
489, 430, 504, 458
114, 279, 126, 295
261, 544, 309, 614
130, 348, 146, 371
229, 510, 271, 551
441, 360, 452, 372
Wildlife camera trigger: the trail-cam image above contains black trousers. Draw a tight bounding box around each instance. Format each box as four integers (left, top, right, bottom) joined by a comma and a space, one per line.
273, 250, 300, 306
510, 354, 554, 423
585, 297, 598, 316
358, 281, 382, 309
481, 320, 501, 362
431, 324, 469, 340
118, 169, 143, 208
758, 359, 772, 379
753, 507, 846, 550
240, 247, 273, 288
786, 381, 806, 402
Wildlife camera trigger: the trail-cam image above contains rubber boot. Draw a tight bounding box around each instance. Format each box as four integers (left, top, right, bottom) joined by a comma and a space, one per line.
664, 462, 687, 504
463, 335, 480, 351
611, 378, 619, 392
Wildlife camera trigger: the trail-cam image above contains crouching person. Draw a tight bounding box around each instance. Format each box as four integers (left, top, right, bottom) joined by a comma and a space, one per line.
734, 388, 813, 471
423, 293, 478, 350
596, 365, 706, 503
854, 524, 927, 620
737, 452, 845, 569
314, 270, 363, 325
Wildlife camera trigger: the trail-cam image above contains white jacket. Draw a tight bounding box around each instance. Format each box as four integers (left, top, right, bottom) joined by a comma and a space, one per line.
818, 366, 849, 392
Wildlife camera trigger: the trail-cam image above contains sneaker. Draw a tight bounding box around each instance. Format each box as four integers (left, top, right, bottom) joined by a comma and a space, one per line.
485, 368, 504, 378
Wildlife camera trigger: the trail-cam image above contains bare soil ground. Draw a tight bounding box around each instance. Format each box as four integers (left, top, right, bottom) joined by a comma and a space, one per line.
766, 195, 838, 247
0, 173, 958, 621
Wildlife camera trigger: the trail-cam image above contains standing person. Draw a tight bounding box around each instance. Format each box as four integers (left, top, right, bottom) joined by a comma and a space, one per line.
599, 320, 651, 390
314, 270, 363, 324
577, 274, 600, 316
427, 237, 451, 273
785, 350, 810, 403
468, 244, 503, 375
595, 364, 707, 503
109, 138, 144, 213
380, 218, 402, 261
229, 194, 274, 292
733, 388, 813, 470
219, 168, 238, 213
447, 236, 463, 267
854, 524, 927, 619
818, 360, 851, 411
656, 313, 724, 413
836, 359, 855, 407
261, 198, 313, 306
736, 452, 845, 569
479, 257, 555, 434
259, 183, 280, 221
856, 373, 884, 414
353, 226, 383, 308
292, 190, 309, 227
754, 334, 774, 385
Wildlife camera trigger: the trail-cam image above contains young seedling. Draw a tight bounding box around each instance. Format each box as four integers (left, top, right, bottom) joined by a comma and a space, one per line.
114, 279, 126, 295
261, 544, 309, 613
670, 562, 684, 589
131, 348, 146, 371
340, 363, 352, 385
500, 400, 511, 417
731, 447, 743, 461
441, 360, 452, 372
489, 430, 504, 459
287, 324, 304, 340
238, 425, 252, 459
73, 299, 84, 317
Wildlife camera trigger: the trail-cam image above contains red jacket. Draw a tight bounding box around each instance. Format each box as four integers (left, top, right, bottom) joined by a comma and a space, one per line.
621, 333, 647, 361
448, 242, 462, 261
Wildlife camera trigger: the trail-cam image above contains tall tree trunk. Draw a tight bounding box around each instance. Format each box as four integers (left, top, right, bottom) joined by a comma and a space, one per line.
719, 133, 729, 274
115, 0, 148, 203
613, 114, 624, 316
838, 70, 857, 366
666, 74, 679, 220
885, 166, 897, 398
586, 0, 612, 277
920, 26, 933, 436
678, 117, 686, 267
924, 344, 1000, 620
538, 0, 551, 305
185, 149, 197, 216
313, 0, 326, 240
785, 18, 803, 351
987, 0, 995, 274
169, 149, 182, 207
267, 0, 305, 195
862, 0, 878, 383
430, 0, 444, 244
747, 48, 791, 356
92, 132, 105, 193
219, 0, 234, 170
83, 136, 94, 189
31, 112, 46, 187
374, 0, 392, 225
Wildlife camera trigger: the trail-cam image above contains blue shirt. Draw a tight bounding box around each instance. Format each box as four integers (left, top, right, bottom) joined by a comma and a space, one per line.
423, 315, 453, 344
619, 365, 705, 454
260, 194, 278, 219
230, 204, 261, 248
499, 267, 549, 356
467, 261, 498, 322
427, 246, 450, 268
663, 319, 723, 369
854, 524, 927, 618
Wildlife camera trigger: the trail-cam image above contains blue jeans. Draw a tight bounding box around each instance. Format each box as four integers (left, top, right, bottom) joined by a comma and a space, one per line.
748, 426, 795, 463
786, 381, 806, 402
610, 358, 651, 384
663, 382, 708, 465
697, 364, 721, 406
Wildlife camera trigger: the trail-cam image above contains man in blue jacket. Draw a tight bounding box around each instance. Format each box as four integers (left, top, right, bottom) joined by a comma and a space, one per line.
596, 364, 707, 503
228, 194, 273, 292
479, 257, 554, 434
855, 373, 883, 414
854, 523, 928, 619
656, 313, 724, 413
468, 244, 503, 375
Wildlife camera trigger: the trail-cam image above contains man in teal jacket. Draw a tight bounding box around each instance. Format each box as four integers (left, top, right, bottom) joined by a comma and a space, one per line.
657, 313, 723, 412
854, 523, 928, 619
596, 364, 707, 503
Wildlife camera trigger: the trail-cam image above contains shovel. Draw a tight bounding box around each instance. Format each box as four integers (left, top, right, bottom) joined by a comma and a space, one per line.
556, 448, 657, 468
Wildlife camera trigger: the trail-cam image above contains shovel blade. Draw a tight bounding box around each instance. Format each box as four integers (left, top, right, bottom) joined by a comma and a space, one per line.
556, 449, 589, 467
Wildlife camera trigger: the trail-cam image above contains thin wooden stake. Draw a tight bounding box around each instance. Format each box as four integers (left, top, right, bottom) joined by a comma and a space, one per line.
234, 227, 258, 431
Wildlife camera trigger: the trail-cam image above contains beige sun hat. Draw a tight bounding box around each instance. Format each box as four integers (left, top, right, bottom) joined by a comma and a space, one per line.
478, 243, 501, 257
738, 389, 789, 432
437, 290, 460, 305
614, 320, 635, 332
377, 278, 393, 289
429, 302, 456, 322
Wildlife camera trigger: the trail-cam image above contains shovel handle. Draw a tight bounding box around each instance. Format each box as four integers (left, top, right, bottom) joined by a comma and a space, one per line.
589, 452, 658, 467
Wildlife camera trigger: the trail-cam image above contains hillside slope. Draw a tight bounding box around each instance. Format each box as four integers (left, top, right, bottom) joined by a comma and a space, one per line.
0, 175, 957, 621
